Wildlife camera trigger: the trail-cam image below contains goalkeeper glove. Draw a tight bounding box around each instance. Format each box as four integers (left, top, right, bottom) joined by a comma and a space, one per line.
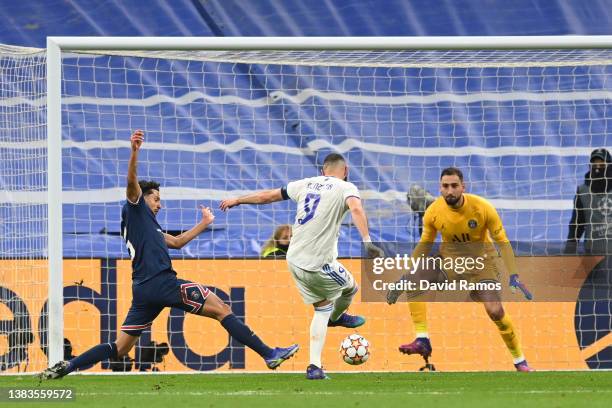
509, 274, 533, 300
363, 239, 385, 259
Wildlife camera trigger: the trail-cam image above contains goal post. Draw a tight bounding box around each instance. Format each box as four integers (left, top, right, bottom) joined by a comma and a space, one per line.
2, 36, 612, 374
46, 38, 63, 368
46, 35, 612, 50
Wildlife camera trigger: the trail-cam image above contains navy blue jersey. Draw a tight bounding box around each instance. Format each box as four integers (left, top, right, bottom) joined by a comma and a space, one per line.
120, 194, 173, 285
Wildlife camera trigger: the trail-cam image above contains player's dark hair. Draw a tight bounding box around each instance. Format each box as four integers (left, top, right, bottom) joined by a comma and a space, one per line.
138, 180, 160, 196
440, 167, 464, 182
322, 153, 346, 168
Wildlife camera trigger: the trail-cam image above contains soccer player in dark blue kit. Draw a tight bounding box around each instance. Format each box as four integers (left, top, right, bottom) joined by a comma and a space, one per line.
40, 130, 298, 379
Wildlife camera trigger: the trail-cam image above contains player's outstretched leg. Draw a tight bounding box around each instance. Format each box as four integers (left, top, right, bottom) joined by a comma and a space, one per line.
39, 343, 119, 380
200, 291, 298, 370
306, 302, 333, 379
39, 360, 70, 380
328, 285, 365, 328
39, 332, 138, 380
265, 344, 300, 370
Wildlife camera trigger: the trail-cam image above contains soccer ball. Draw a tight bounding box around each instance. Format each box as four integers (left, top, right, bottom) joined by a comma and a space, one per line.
339, 334, 370, 365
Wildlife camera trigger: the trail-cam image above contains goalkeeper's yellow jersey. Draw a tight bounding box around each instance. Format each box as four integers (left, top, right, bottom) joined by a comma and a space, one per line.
411, 193, 516, 277
420, 193, 509, 244
415, 193, 517, 276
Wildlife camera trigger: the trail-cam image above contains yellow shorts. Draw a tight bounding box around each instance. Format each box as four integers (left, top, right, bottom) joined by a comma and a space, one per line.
441, 258, 502, 284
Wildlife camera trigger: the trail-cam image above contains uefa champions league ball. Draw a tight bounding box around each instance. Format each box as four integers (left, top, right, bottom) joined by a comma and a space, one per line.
339, 334, 370, 365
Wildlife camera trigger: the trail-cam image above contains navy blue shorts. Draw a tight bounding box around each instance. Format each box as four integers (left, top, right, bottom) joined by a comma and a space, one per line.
120, 272, 211, 336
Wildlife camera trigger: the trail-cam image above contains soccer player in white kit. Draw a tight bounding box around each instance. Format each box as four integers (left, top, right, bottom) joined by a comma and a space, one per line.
220, 153, 383, 379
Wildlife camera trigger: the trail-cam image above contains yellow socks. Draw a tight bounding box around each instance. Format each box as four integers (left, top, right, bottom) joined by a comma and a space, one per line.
409, 302, 428, 338
493, 313, 525, 363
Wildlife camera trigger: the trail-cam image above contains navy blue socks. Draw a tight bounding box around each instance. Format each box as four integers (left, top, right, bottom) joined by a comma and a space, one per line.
65, 342, 118, 374
220, 314, 273, 358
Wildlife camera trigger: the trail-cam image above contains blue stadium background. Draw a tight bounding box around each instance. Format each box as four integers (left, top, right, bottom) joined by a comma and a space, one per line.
0, 0, 611, 258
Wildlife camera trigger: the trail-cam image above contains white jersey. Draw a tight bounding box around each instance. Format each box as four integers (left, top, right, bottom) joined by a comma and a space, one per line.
285, 175, 360, 271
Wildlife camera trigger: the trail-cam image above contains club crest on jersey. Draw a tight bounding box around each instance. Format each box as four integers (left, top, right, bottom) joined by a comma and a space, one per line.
191, 291, 200, 300
468, 219, 478, 229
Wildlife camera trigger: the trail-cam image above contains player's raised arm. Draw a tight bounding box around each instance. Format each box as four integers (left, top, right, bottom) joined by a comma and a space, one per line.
126, 130, 144, 203
165, 205, 215, 249
219, 188, 284, 211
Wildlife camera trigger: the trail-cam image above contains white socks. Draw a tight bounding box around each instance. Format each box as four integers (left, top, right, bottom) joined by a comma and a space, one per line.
310, 303, 333, 368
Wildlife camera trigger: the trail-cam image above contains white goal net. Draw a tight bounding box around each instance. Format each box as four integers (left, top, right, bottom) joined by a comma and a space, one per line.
1, 40, 611, 373
0, 45, 47, 373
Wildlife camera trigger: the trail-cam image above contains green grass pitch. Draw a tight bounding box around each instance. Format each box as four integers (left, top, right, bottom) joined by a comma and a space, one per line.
2, 371, 611, 408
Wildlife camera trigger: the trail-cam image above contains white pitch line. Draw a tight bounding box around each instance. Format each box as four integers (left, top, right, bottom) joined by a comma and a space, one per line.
72, 389, 612, 397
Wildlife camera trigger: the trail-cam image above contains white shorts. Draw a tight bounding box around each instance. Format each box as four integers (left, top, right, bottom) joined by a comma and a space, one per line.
288, 260, 357, 304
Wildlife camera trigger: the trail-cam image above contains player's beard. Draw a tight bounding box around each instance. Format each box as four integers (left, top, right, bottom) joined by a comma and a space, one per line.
444, 194, 461, 206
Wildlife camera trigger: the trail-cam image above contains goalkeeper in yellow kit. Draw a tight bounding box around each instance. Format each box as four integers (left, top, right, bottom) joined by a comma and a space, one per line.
387, 167, 534, 372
